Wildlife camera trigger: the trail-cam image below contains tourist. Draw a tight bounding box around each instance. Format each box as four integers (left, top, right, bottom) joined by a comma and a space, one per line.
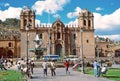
17, 62, 21, 71
93, 60, 100, 77
42, 60, 48, 77
50, 60, 56, 76
64, 60, 70, 75
29, 60, 34, 74
0, 62, 7, 70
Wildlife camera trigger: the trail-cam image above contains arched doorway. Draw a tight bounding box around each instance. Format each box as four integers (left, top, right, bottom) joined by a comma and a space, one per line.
73, 49, 76, 55
7, 50, 13, 58
0, 47, 6, 58
55, 44, 62, 56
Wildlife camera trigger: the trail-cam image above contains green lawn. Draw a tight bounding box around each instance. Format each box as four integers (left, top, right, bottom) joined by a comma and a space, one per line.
85, 68, 120, 81
0, 70, 26, 81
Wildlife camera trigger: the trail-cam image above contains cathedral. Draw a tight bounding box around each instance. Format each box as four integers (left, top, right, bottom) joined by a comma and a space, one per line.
20, 7, 95, 59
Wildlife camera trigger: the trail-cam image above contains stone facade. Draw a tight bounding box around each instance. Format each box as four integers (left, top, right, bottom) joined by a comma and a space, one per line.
0, 27, 20, 58
20, 7, 95, 59
95, 37, 120, 58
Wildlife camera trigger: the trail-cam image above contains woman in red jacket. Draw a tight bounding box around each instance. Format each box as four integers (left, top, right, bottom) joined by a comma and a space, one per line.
64, 60, 70, 75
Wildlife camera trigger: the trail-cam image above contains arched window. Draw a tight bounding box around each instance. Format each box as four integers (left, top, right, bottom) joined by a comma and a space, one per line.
24, 19, 27, 26
88, 20, 91, 26
84, 20, 86, 26
57, 23, 60, 27
57, 32, 60, 39
74, 34, 76, 39
29, 19, 32, 26
73, 49, 76, 55
8, 42, 12, 47
39, 33, 42, 39
86, 40, 89, 43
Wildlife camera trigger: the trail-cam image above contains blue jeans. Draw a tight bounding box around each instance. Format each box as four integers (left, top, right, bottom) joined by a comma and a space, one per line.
94, 69, 98, 77
43, 69, 47, 76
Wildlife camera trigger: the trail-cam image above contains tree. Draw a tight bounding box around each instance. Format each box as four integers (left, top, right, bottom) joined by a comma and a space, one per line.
4, 18, 20, 28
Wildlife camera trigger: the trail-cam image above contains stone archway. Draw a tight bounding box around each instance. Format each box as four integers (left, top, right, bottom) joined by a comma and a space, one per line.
7, 50, 13, 58
73, 49, 76, 55
55, 44, 62, 56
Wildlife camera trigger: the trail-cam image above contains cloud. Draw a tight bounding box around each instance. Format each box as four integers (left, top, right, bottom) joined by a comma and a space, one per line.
67, 7, 82, 18
95, 7, 103, 11
53, 14, 60, 18
94, 8, 120, 30
67, 7, 120, 31
4, 3, 10, 7
0, 7, 22, 21
98, 35, 120, 41
66, 7, 120, 41
35, 19, 41, 27
67, 19, 78, 27
67, 6, 120, 31
32, 0, 70, 15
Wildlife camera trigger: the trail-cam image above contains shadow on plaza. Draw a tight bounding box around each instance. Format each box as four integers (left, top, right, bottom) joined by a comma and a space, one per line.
103, 75, 120, 78
31, 73, 74, 80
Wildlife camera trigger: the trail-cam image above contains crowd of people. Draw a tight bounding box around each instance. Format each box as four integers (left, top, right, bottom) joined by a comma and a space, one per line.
93, 60, 108, 77
0, 57, 14, 71
14, 58, 70, 78
41, 59, 70, 77
0, 57, 108, 79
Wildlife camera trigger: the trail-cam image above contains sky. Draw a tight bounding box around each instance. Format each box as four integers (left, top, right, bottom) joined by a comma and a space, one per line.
0, 0, 120, 41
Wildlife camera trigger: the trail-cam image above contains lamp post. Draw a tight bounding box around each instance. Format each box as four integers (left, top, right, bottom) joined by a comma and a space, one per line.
80, 28, 84, 73
96, 36, 99, 62
25, 26, 29, 66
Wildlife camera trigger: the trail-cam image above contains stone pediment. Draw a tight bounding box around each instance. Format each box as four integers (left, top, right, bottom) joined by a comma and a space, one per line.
52, 18, 65, 32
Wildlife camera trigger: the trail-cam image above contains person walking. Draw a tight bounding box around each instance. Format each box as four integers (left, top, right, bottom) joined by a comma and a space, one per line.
42, 60, 48, 77
0, 62, 7, 70
50, 60, 56, 76
93, 60, 100, 77
64, 60, 70, 75
30, 60, 34, 74
17, 62, 21, 71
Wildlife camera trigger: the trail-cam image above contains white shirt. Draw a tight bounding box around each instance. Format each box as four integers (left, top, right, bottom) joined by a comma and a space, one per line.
42, 62, 48, 69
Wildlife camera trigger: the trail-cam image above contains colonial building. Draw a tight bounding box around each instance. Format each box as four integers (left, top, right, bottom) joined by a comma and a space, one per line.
20, 7, 95, 59
95, 36, 120, 58
0, 26, 20, 58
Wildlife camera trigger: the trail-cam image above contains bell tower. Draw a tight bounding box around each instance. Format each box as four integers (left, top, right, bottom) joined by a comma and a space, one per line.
20, 6, 35, 30
78, 9, 94, 30
20, 7, 36, 58
77, 9, 95, 58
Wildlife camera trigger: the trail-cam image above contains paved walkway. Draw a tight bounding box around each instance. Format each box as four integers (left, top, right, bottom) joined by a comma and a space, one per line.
9, 62, 114, 81
27, 68, 112, 81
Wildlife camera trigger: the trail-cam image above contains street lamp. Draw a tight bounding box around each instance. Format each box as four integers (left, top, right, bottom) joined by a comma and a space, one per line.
80, 28, 84, 73
96, 36, 99, 62
25, 25, 29, 66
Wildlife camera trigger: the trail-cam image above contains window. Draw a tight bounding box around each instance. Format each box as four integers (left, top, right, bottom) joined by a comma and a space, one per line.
88, 20, 91, 26
74, 34, 76, 39
57, 23, 60, 27
57, 32, 60, 39
106, 45, 109, 48
39, 33, 42, 39
50, 35, 51, 40
86, 40, 89, 43
8, 42, 12, 47
84, 20, 86, 26
24, 19, 27, 26
28, 19, 32, 26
